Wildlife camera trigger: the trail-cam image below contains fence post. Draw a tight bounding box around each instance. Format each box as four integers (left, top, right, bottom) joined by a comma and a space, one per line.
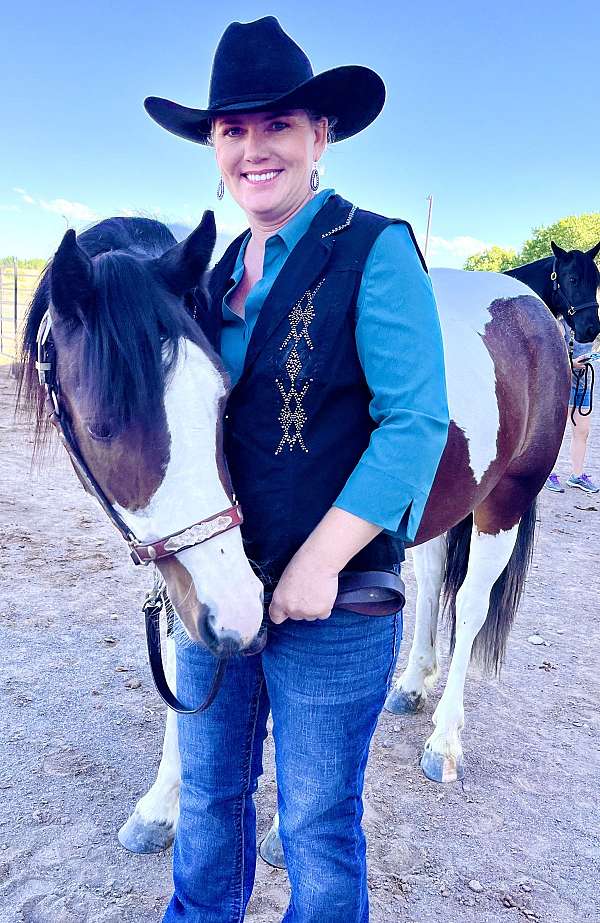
13, 258, 18, 348
0, 266, 3, 354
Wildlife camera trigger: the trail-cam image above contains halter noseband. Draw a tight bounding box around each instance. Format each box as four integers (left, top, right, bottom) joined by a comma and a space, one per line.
35, 309, 243, 713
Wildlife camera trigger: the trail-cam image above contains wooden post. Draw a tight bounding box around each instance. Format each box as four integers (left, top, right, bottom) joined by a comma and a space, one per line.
424, 195, 434, 261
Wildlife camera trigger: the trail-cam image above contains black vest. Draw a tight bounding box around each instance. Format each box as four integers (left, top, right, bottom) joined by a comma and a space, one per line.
203, 195, 426, 587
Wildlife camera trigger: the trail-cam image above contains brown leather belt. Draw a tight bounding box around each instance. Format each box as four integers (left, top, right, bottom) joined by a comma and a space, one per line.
263, 569, 405, 617
334, 569, 405, 616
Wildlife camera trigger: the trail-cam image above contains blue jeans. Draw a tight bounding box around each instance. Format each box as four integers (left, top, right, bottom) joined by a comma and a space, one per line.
162, 605, 402, 923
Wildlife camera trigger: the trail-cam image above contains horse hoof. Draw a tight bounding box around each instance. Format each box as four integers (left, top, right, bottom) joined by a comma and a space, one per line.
259, 824, 287, 869
118, 814, 175, 854
420, 748, 464, 784
384, 686, 426, 715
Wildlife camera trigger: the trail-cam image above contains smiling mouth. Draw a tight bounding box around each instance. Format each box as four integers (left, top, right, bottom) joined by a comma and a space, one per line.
241, 170, 283, 185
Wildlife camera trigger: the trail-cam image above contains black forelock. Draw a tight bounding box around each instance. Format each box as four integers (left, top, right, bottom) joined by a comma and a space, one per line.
18, 216, 209, 438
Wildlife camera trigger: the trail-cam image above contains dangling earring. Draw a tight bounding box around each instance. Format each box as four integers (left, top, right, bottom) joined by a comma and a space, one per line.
310, 163, 320, 192
217, 176, 225, 200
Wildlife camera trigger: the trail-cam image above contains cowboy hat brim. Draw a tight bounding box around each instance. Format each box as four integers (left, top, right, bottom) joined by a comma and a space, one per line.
144, 65, 385, 145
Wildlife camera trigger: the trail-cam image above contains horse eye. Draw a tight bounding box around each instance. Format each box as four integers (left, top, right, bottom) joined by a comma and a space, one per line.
87, 423, 113, 441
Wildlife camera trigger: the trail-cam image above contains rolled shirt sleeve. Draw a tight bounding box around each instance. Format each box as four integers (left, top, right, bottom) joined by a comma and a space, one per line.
333, 223, 450, 542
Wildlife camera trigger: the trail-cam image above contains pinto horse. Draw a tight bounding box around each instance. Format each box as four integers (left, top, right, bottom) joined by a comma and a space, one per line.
20, 216, 569, 858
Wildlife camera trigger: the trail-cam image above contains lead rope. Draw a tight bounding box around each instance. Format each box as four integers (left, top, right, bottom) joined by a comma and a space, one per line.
568, 329, 595, 425
142, 569, 227, 714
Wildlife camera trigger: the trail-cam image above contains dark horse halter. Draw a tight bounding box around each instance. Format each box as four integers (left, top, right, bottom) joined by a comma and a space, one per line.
36, 309, 241, 714
550, 258, 597, 423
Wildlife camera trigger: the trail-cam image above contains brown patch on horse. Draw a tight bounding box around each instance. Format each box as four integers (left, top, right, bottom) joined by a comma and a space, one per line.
55, 344, 171, 510
414, 422, 477, 545
476, 294, 570, 534
417, 293, 570, 543
156, 556, 206, 643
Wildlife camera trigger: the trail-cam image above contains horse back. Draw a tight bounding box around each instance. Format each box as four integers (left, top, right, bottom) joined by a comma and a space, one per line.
414, 269, 570, 545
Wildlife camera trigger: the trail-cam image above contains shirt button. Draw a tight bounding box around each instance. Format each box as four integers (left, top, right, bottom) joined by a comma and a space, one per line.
225, 414, 229, 420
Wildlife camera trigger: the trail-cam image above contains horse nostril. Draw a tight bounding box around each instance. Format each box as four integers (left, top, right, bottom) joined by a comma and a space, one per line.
199, 608, 243, 657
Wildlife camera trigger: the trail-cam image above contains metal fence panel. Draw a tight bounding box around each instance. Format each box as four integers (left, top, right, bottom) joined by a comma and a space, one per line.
0, 265, 40, 360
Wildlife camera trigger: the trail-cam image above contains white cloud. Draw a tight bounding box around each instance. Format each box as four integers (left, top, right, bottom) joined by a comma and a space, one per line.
416, 233, 493, 268
39, 198, 97, 221
13, 187, 35, 205
13, 187, 97, 222
216, 218, 246, 236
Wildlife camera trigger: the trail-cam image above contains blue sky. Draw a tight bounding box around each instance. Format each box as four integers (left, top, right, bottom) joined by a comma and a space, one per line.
1, 0, 598, 266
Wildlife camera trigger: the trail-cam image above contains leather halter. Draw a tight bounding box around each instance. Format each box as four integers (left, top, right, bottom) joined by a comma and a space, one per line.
35, 309, 242, 713
550, 256, 598, 318
548, 261, 598, 424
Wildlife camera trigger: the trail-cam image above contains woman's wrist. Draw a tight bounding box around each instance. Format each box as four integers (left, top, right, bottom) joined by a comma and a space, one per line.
298, 507, 382, 574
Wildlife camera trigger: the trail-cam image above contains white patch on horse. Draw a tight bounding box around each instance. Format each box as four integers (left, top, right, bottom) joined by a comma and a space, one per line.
114, 340, 263, 645
430, 269, 532, 483
422, 523, 519, 780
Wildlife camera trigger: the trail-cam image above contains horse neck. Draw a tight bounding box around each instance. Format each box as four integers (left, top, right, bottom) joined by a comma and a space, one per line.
508, 257, 555, 314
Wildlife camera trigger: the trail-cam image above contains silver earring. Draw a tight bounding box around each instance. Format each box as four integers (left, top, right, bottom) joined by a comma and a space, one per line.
217, 176, 225, 200
310, 165, 320, 192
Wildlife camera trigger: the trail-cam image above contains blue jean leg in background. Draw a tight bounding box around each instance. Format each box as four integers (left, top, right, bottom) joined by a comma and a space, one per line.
264, 607, 402, 923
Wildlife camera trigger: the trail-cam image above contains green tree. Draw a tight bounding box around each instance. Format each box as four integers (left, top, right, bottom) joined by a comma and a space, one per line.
0, 256, 46, 270
464, 245, 519, 272
519, 213, 600, 264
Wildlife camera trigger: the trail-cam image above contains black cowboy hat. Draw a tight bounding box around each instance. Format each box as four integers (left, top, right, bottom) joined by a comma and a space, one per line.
144, 16, 385, 145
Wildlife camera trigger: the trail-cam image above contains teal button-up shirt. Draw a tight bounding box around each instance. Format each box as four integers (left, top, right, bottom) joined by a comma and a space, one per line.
220, 189, 449, 542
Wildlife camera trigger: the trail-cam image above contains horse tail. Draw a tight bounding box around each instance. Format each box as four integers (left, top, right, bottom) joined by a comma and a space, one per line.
443, 499, 537, 674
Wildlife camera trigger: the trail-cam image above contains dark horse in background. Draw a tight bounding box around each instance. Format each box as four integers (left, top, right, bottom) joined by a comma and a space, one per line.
19, 214, 571, 862
505, 241, 600, 344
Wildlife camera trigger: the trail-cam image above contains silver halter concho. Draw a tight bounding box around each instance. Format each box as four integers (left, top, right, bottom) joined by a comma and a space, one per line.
36, 309, 244, 713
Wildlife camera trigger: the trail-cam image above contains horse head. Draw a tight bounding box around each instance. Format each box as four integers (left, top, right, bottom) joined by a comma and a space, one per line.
550, 240, 600, 343
21, 214, 264, 657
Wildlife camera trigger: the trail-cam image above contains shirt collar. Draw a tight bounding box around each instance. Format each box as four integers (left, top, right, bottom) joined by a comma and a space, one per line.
270, 188, 336, 253
226, 187, 336, 287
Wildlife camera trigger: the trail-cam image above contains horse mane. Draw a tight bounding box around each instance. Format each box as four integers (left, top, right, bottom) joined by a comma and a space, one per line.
18, 217, 209, 449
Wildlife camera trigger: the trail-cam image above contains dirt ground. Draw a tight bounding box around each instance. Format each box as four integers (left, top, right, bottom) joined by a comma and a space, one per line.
0, 364, 598, 923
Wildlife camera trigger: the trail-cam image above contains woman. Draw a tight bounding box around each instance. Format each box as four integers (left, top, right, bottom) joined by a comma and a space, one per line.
546, 324, 598, 494
145, 16, 449, 922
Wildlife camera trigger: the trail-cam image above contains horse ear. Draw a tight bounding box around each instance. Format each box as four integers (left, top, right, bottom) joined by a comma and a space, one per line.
586, 240, 600, 262
154, 210, 217, 296
50, 228, 94, 321
550, 240, 567, 260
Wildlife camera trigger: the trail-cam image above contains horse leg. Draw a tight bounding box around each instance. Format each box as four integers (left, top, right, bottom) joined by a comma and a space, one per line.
118, 634, 180, 853
385, 534, 445, 714
259, 810, 286, 869
420, 520, 519, 783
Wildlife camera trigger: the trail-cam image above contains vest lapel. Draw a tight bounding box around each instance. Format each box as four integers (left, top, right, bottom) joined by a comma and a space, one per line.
240, 195, 353, 378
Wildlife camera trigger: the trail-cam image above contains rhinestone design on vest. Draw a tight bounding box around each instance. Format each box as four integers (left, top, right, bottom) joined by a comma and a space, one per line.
275, 279, 325, 454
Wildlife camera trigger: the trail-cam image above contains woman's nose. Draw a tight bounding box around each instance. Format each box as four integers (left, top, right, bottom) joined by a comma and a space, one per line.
242, 128, 269, 162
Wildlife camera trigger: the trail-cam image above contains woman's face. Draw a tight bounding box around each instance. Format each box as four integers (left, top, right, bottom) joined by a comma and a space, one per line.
213, 109, 328, 224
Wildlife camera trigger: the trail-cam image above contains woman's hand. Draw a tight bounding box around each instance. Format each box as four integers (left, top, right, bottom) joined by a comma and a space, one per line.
269, 549, 339, 624
269, 507, 382, 624
572, 355, 590, 371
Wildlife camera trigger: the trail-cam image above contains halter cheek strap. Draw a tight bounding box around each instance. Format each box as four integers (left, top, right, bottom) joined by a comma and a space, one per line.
35, 309, 241, 713
551, 257, 598, 318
